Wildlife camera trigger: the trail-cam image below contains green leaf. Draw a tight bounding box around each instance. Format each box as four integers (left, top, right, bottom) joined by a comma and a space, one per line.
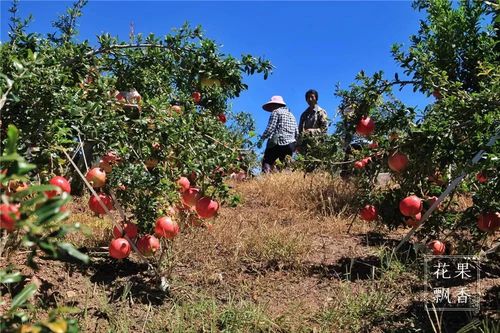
6, 77, 14, 89
0, 73, 14, 89
50, 210, 71, 225
49, 306, 81, 315
33, 203, 63, 224
0, 154, 22, 162
0, 271, 23, 284
58, 243, 90, 264
6, 124, 19, 154
13, 60, 24, 71
27, 49, 35, 61
38, 241, 57, 255
13, 185, 58, 200
16, 160, 36, 175
10, 283, 37, 311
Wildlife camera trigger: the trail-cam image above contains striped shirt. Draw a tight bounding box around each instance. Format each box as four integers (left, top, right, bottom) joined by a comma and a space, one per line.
262, 107, 298, 146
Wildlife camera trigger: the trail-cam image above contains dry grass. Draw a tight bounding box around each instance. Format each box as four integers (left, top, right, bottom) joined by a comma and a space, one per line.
169, 171, 364, 281
315, 281, 398, 333
10, 171, 498, 333
237, 171, 357, 215
239, 226, 310, 270
65, 213, 113, 248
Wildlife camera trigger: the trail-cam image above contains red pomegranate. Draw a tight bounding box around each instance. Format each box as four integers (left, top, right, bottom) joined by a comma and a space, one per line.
218, 114, 227, 123
182, 187, 201, 208
177, 177, 190, 192
354, 161, 365, 169
115, 91, 126, 102
45, 176, 71, 199
192, 91, 202, 104
136, 235, 160, 257
86, 168, 106, 188
195, 197, 219, 219
399, 195, 423, 217
0, 203, 21, 232
388, 152, 409, 172
109, 238, 131, 259
102, 151, 121, 165
355, 116, 375, 137
362, 157, 372, 165
88, 194, 114, 215
359, 205, 378, 221
476, 172, 487, 184
477, 212, 499, 233
405, 212, 422, 228
154, 216, 180, 239
113, 223, 138, 239
170, 105, 182, 114
427, 240, 446, 255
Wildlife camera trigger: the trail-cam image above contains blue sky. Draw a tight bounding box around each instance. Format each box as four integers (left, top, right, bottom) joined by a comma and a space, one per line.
1, 1, 432, 142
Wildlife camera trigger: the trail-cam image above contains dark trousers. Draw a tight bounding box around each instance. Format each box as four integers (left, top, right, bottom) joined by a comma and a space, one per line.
262, 142, 296, 173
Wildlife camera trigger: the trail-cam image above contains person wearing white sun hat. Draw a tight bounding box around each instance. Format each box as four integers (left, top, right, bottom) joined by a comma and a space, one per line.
257, 95, 298, 173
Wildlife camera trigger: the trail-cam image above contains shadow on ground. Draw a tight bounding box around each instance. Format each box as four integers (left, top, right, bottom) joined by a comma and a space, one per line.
67, 256, 169, 306
357, 231, 402, 248
307, 255, 381, 281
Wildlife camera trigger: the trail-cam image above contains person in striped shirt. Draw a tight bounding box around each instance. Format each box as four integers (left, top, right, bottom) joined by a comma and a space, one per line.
257, 96, 298, 173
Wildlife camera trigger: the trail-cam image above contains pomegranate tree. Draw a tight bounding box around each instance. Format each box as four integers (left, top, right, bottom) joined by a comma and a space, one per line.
306, 0, 500, 254
1, 1, 272, 289
0, 125, 88, 331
